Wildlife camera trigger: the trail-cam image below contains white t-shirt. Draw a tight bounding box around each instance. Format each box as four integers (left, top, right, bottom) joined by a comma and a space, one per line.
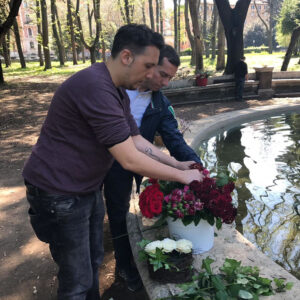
126, 90, 152, 127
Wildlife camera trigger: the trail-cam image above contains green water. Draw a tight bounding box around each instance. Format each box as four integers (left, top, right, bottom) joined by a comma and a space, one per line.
197, 113, 300, 279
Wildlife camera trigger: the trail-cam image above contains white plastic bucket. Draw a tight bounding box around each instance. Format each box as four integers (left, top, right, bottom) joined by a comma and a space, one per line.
167, 217, 214, 254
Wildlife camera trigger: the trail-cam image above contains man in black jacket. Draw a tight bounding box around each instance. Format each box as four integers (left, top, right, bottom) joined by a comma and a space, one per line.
234, 56, 248, 101
103, 45, 202, 291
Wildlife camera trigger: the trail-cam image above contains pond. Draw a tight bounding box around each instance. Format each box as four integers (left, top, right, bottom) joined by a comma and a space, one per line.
197, 112, 300, 279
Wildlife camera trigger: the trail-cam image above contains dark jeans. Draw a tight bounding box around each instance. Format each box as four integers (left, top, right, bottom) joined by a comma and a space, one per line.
25, 181, 104, 300
235, 78, 245, 101
103, 162, 134, 270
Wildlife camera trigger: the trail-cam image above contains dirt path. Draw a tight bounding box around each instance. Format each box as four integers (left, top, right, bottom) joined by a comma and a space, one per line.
1, 76, 298, 300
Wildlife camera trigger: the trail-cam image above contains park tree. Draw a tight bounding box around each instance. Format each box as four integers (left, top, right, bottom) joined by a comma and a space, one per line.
51, 0, 65, 66
254, 0, 283, 54
67, 0, 78, 65
76, 0, 102, 64
216, 16, 225, 70
177, 0, 181, 54
1, 32, 11, 67
148, 0, 155, 29
118, 0, 134, 24
159, 0, 163, 35
173, 0, 178, 53
156, 0, 159, 32
13, 16, 26, 68
184, 0, 195, 65
189, 0, 204, 71
40, 0, 51, 70
0, 0, 22, 84
278, 0, 300, 70
244, 24, 267, 47
210, 2, 218, 60
215, 0, 251, 74
203, 0, 209, 58
35, 0, 44, 66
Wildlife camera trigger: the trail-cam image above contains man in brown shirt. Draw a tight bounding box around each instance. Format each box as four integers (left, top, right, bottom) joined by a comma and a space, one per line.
23, 24, 203, 300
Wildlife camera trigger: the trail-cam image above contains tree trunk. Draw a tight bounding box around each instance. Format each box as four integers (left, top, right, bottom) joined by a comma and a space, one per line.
124, 0, 131, 24
142, 1, 146, 24
254, 0, 271, 54
67, 0, 78, 65
55, 4, 65, 62
81, 43, 86, 63
173, 0, 178, 52
51, 0, 64, 66
0, 0, 22, 84
40, 0, 51, 70
268, 0, 273, 54
99, 19, 106, 62
281, 26, 300, 71
155, 0, 159, 32
215, 0, 251, 74
210, 3, 218, 60
177, 0, 181, 54
216, 17, 225, 71
203, 0, 209, 58
2, 33, 11, 67
148, 0, 155, 30
184, 0, 195, 65
159, 0, 163, 35
13, 19, 26, 68
189, 0, 203, 71
0, 59, 3, 84
36, 0, 44, 66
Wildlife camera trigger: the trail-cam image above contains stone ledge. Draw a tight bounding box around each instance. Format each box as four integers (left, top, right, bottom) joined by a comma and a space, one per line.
127, 194, 300, 300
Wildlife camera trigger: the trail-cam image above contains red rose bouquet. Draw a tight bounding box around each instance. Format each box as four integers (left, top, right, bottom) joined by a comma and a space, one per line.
139, 163, 237, 229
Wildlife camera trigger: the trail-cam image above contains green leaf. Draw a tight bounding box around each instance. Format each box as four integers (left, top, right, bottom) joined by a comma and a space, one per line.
238, 290, 253, 299
182, 215, 194, 226
286, 282, 294, 290
228, 284, 242, 297
211, 275, 226, 291
253, 284, 261, 289
216, 217, 222, 230
216, 289, 228, 300
202, 257, 214, 274
152, 215, 167, 228
216, 172, 229, 187
137, 239, 151, 249
194, 212, 201, 226
237, 278, 249, 285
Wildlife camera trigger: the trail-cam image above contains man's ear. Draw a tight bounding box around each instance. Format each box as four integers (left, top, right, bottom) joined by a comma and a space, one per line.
120, 49, 134, 66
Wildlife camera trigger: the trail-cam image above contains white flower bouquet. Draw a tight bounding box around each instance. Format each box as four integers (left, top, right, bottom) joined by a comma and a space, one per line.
138, 238, 193, 283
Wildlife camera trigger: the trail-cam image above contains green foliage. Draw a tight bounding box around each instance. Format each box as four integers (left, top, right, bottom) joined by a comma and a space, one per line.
161, 257, 293, 300
277, 0, 300, 36
138, 239, 174, 272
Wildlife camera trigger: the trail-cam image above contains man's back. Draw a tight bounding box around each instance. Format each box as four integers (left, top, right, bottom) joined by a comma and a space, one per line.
234, 60, 248, 79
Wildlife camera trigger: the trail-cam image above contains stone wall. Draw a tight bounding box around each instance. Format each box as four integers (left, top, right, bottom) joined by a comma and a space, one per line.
163, 71, 300, 106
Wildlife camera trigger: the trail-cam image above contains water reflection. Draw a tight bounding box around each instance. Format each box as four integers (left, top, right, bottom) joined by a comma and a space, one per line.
197, 113, 300, 279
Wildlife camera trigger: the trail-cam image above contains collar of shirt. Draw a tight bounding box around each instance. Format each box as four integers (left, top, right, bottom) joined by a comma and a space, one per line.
126, 89, 152, 127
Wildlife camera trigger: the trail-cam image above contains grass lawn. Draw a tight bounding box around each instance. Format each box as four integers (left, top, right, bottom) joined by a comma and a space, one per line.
2, 52, 300, 81
180, 51, 300, 75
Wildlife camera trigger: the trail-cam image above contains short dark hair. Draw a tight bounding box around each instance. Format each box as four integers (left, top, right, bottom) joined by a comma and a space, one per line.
158, 45, 180, 67
111, 24, 164, 58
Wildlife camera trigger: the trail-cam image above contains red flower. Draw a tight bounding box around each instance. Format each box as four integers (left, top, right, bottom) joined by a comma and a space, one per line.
189, 162, 204, 172
139, 184, 163, 218
223, 182, 235, 194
